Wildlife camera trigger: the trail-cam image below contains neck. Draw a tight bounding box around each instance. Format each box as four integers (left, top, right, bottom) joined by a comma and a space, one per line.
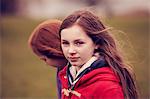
74, 56, 98, 73
74, 66, 81, 72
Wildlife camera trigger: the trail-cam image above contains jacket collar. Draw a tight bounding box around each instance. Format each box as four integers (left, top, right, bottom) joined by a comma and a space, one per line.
67, 56, 108, 89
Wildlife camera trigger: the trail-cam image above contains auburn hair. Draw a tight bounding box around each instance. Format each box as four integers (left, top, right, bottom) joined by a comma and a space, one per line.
28, 19, 65, 58
59, 10, 138, 99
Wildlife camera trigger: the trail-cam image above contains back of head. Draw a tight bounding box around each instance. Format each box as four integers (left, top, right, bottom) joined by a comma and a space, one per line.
28, 19, 64, 58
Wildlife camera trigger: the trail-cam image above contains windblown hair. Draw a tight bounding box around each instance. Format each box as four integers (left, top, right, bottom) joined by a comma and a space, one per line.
59, 10, 138, 99
28, 19, 65, 58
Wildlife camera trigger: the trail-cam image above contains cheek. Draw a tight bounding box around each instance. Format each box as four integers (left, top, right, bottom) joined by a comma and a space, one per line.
80, 45, 95, 55
46, 60, 52, 65
61, 47, 68, 57
79, 46, 95, 60
61, 46, 66, 53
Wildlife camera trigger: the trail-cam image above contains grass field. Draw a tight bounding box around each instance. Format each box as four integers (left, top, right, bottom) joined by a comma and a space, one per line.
1, 16, 149, 99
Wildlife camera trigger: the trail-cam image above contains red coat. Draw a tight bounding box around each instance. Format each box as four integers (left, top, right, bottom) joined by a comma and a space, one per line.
59, 66, 124, 99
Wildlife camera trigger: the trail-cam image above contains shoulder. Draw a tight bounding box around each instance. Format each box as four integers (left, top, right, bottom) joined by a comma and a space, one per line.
82, 67, 120, 82
79, 67, 125, 98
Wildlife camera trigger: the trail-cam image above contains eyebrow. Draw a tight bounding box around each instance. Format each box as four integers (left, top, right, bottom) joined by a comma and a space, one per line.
74, 39, 83, 42
61, 39, 68, 42
61, 39, 84, 42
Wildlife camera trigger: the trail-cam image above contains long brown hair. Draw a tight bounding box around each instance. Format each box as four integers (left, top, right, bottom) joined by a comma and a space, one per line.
59, 10, 138, 99
28, 19, 65, 58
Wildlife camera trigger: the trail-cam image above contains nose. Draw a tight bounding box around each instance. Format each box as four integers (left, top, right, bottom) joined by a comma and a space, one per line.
68, 46, 76, 56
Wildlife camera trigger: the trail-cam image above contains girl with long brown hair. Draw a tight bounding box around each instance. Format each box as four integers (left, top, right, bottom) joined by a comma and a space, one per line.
59, 10, 138, 99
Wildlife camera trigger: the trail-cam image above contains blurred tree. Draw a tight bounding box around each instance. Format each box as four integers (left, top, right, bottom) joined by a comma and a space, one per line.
83, 0, 99, 6
83, 0, 114, 17
1, 0, 18, 15
67, 0, 114, 18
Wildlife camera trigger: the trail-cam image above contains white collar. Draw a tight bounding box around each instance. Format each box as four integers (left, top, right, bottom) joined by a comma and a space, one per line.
69, 56, 98, 80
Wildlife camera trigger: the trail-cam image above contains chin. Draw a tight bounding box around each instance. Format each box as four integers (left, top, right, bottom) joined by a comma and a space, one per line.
70, 62, 78, 66
71, 64, 77, 66
71, 63, 82, 67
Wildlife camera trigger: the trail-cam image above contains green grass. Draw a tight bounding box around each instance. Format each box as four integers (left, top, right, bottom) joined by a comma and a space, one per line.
1, 16, 58, 98
1, 16, 149, 99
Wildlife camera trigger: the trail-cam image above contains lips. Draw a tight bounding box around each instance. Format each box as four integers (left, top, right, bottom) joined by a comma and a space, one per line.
68, 57, 79, 62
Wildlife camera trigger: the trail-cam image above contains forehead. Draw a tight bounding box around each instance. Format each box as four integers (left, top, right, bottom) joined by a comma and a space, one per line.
61, 25, 90, 41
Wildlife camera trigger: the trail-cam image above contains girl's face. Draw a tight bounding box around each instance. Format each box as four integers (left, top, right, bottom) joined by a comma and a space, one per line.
61, 25, 96, 67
